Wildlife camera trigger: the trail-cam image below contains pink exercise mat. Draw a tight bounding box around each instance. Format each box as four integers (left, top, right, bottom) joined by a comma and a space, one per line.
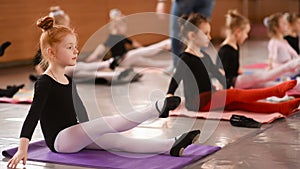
0, 89, 33, 104
0, 97, 32, 104
243, 63, 268, 69
169, 102, 287, 124
287, 89, 300, 97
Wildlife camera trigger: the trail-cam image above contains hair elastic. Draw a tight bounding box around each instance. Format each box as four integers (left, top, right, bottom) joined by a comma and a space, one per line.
49, 10, 65, 17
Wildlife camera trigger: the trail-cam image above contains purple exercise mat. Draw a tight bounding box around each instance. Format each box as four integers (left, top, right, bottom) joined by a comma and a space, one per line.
2, 140, 221, 169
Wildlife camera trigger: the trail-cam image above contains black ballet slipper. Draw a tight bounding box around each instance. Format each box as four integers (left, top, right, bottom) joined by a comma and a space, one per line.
0, 41, 11, 56
230, 115, 262, 128
170, 130, 201, 157
109, 55, 122, 70
95, 78, 109, 85
156, 96, 181, 118
3, 86, 22, 98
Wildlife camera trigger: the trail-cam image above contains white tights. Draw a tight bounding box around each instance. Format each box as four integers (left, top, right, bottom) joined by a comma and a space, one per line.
86, 133, 173, 154
54, 101, 174, 153
65, 59, 119, 82
120, 39, 170, 68
235, 58, 300, 89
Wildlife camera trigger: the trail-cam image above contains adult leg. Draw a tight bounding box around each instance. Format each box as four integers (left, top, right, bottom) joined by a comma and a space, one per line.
235, 58, 300, 89
200, 80, 297, 111
193, 0, 216, 19
170, 0, 214, 67
54, 97, 181, 153
170, 1, 184, 68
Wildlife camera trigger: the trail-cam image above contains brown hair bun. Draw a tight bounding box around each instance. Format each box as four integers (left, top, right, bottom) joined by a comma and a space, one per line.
37, 16, 54, 31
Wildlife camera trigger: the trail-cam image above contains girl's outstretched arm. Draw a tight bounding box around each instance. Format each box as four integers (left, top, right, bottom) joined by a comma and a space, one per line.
7, 137, 29, 169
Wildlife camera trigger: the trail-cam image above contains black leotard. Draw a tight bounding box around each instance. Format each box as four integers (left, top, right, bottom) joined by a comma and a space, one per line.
20, 74, 88, 152
167, 51, 225, 111
217, 44, 240, 88
104, 34, 133, 58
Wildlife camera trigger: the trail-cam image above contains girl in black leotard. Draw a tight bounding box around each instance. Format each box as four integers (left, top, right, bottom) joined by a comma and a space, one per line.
285, 12, 300, 54
218, 10, 300, 89
30, 6, 140, 85
166, 13, 300, 114
7, 16, 200, 169
84, 9, 171, 68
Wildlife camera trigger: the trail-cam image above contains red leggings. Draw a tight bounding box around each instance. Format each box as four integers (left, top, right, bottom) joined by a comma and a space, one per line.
198, 80, 300, 115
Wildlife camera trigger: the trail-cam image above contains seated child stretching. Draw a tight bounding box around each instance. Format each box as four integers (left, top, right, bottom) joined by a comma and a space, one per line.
30, 6, 140, 84
7, 16, 200, 168
265, 12, 300, 73
85, 9, 170, 68
166, 13, 300, 114
217, 10, 300, 89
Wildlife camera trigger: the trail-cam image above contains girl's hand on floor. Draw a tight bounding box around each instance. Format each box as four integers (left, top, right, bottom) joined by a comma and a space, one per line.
7, 150, 28, 169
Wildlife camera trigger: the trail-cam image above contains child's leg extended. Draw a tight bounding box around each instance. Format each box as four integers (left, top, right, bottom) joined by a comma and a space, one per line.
225, 99, 300, 115
86, 129, 200, 157
199, 80, 297, 111
54, 97, 181, 153
86, 133, 173, 154
235, 59, 300, 89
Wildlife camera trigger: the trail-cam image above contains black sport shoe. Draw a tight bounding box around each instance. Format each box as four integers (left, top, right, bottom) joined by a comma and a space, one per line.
156, 96, 181, 118
170, 130, 201, 157
230, 115, 262, 128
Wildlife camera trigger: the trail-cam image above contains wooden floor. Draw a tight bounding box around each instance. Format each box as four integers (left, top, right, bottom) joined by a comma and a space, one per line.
1, 40, 300, 169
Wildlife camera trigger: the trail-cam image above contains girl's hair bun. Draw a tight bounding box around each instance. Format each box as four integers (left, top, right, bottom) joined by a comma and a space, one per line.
263, 17, 269, 27
37, 16, 54, 31
227, 9, 238, 16
109, 8, 123, 20
49, 6, 65, 17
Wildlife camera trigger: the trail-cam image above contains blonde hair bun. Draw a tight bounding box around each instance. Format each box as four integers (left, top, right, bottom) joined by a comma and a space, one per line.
49, 6, 65, 17
109, 8, 123, 20
263, 17, 269, 27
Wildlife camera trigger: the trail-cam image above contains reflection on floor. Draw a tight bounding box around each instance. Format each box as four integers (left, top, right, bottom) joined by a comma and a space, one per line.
1, 40, 300, 169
